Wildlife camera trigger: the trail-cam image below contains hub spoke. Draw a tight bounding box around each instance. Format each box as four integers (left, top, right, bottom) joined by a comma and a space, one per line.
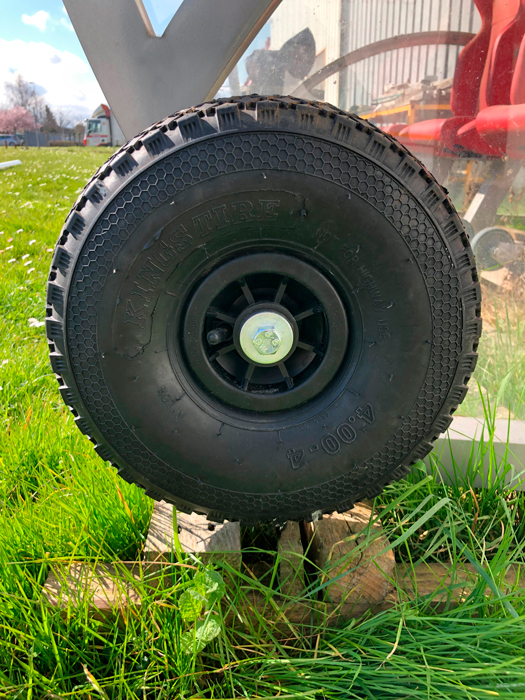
206, 308, 237, 325
295, 305, 324, 322
238, 277, 255, 305
274, 277, 289, 304
297, 340, 325, 357
278, 362, 294, 390
209, 344, 236, 362
241, 363, 255, 390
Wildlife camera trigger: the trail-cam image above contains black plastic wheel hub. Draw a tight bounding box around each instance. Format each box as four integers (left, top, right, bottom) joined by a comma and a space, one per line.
182, 252, 349, 412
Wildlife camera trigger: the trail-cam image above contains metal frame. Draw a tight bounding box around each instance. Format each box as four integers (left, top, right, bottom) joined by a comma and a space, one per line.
463, 160, 523, 232
430, 416, 525, 490
64, 0, 282, 139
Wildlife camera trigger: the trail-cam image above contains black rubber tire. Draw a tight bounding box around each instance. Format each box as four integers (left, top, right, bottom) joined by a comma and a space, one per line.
46, 96, 481, 524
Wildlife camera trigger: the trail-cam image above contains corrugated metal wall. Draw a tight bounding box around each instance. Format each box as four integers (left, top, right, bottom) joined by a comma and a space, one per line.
271, 0, 342, 105
339, 0, 480, 109
270, 0, 480, 109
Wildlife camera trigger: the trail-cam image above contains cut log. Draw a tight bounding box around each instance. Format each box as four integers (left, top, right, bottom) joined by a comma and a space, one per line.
392, 561, 521, 609
144, 501, 241, 585
480, 268, 513, 291
306, 504, 396, 619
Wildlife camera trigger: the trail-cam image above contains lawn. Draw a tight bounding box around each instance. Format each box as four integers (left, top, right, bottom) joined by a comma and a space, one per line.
1, 147, 525, 699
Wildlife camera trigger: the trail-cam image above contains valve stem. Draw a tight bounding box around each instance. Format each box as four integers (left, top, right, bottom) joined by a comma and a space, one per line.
207, 326, 230, 345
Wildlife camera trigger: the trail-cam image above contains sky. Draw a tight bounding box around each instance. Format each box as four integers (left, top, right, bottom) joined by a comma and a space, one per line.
0, 1, 108, 121
0, 1, 190, 122
0, 1, 270, 124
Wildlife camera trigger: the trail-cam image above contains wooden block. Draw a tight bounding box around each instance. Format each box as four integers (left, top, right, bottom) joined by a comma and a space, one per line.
306, 503, 395, 618
278, 520, 306, 597
42, 562, 141, 619
144, 501, 242, 575
480, 268, 513, 291
396, 561, 521, 604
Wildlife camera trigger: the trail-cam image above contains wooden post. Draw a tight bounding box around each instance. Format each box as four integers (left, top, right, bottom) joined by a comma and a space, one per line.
305, 503, 396, 619
144, 501, 241, 587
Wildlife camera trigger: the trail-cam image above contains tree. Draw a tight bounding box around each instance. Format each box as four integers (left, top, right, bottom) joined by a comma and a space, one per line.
55, 108, 73, 139
5, 74, 33, 110
0, 106, 36, 134
74, 122, 85, 144
41, 105, 59, 134
4, 74, 47, 126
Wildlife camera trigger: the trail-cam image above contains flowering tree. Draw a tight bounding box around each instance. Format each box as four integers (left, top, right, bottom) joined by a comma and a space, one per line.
0, 106, 37, 134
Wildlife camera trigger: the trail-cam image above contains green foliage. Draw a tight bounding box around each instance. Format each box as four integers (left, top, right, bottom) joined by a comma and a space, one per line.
193, 568, 226, 606
179, 569, 225, 653
179, 588, 206, 622
180, 617, 222, 654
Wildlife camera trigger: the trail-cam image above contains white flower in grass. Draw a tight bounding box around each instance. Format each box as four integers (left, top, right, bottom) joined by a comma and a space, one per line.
1, 359, 8, 366
29, 240, 36, 246
24, 261, 32, 266
8, 258, 16, 263
28, 318, 45, 328
27, 268, 35, 274
22, 254, 29, 260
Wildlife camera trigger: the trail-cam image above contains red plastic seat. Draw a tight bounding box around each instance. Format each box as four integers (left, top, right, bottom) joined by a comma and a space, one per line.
453, 0, 525, 156
398, 0, 493, 153
472, 27, 525, 158
401, 0, 525, 156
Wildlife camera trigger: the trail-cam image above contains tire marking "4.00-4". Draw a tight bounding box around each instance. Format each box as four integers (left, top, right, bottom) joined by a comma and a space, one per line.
286, 403, 375, 469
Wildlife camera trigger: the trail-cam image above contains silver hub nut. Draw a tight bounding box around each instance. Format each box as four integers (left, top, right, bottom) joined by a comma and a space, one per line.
239, 310, 295, 365
253, 327, 282, 355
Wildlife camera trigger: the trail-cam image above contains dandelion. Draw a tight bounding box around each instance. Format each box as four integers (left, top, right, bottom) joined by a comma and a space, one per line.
28, 318, 45, 328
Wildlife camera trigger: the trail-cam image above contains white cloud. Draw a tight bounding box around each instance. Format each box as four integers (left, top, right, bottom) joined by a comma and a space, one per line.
22, 11, 50, 32
0, 39, 106, 119
60, 17, 74, 32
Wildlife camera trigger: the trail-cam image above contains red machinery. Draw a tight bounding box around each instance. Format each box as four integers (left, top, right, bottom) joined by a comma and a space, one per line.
399, 0, 525, 159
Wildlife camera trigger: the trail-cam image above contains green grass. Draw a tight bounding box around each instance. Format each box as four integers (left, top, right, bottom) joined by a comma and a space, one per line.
459, 297, 525, 420
1, 147, 525, 699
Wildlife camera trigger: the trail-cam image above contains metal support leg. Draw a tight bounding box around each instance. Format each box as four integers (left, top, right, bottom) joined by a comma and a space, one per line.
463, 159, 522, 233
64, 0, 282, 139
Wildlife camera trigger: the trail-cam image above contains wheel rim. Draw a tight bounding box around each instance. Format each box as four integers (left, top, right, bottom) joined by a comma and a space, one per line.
181, 252, 349, 412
